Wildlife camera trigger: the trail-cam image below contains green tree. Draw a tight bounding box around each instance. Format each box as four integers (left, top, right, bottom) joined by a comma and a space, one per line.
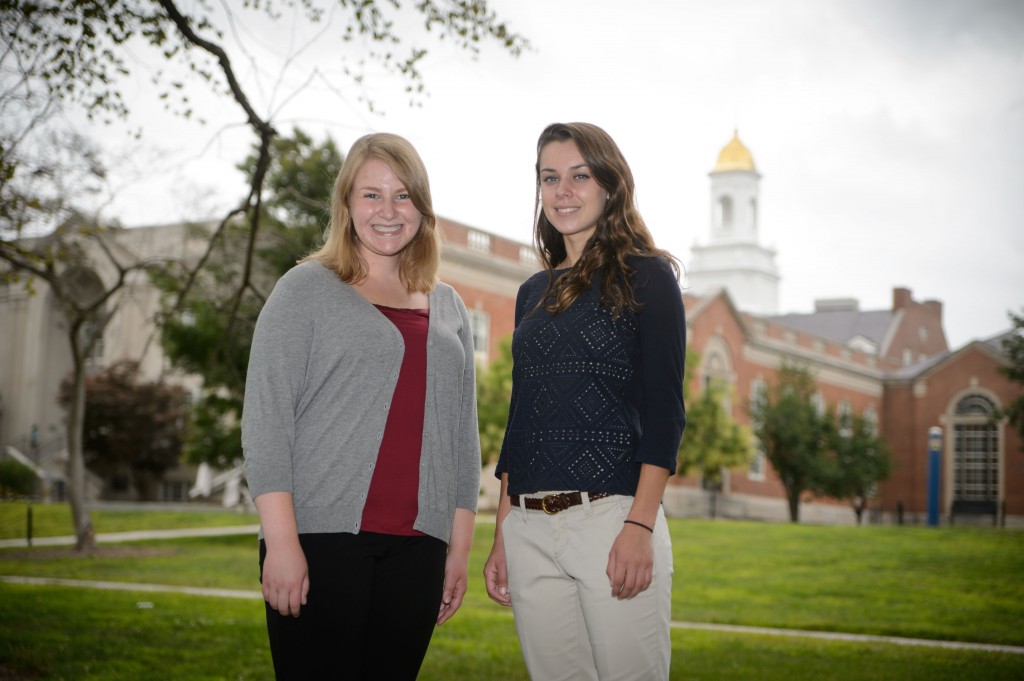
678, 379, 753, 517
2, 213, 173, 550
154, 128, 342, 468
749, 362, 833, 523
995, 309, 1024, 448
819, 412, 892, 525
3, 0, 527, 545
0, 458, 37, 497
59, 360, 189, 500
476, 335, 513, 465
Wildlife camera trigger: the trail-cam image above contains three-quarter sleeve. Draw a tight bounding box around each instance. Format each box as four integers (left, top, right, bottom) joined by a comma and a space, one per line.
241, 274, 312, 498
633, 257, 687, 473
495, 281, 532, 478
454, 293, 483, 512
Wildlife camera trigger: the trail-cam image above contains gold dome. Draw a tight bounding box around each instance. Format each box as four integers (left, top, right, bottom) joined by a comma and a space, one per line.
712, 130, 756, 173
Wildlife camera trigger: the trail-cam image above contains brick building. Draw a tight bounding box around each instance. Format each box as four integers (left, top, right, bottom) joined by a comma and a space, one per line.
0, 217, 536, 502
2, 133, 1019, 523
669, 133, 1021, 526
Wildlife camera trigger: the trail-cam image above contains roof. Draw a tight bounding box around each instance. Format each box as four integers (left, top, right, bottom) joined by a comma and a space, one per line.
885, 329, 1011, 381
712, 130, 757, 173
765, 308, 895, 348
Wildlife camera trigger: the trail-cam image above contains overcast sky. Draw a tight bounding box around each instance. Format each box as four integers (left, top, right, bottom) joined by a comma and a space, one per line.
98, 0, 1024, 350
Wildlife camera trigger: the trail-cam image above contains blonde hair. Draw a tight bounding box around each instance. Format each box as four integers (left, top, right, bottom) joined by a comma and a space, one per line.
302, 132, 440, 293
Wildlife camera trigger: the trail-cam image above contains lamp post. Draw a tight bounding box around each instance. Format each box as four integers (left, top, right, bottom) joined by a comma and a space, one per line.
927, 426, 942, 526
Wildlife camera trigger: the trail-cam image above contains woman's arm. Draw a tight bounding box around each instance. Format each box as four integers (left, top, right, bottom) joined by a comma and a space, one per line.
437, 507, 476, 625
606, 463, 670, 600
255, 492, 309, 617
483, 473, 513, 606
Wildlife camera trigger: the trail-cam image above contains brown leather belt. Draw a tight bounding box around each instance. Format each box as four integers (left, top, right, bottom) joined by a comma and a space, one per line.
509, 492, 614, 515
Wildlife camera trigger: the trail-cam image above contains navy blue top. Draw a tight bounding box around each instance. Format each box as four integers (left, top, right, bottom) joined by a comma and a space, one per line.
496, 255, 687, 496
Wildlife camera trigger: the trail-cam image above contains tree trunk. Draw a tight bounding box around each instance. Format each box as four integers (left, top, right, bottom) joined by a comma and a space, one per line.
65, 350, 95, 553
135, 473, 158, 502
853, 498, 866, 525
787, 488, 801, 523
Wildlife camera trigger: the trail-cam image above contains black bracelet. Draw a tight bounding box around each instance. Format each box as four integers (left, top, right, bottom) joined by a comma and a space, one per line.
623, 519, 654, 533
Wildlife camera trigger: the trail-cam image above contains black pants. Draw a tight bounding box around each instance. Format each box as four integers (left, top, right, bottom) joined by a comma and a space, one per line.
259, 532, 447, 680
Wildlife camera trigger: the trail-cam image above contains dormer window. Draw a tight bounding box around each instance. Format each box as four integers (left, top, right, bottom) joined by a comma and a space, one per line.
468, 230, 490, 253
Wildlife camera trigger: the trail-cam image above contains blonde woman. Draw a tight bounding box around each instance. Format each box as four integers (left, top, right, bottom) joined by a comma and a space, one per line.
243, 132, 480, 679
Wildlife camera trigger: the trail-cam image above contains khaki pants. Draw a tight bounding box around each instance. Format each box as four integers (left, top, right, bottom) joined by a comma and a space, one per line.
503, 493, 673, 681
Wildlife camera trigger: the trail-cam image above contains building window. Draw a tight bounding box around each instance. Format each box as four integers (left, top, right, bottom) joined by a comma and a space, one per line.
812, 393, 826, 417
519, 245, 537, 264
467, 308, 490, 364
704, 352, 726, 389
848, 336, 878, 355
838, 400, 853, 437
748, 443, 766, 481
902, 348, 913, 366
749, 198, 757, 229
952, 394, 999, 503
863, 406, 878, 435
163, 480, 188, 502
468, 230, 491, 253
748, 378, 766, 416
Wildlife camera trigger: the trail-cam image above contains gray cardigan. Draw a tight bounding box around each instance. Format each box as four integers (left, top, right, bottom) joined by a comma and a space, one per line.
242, 261, 481, 543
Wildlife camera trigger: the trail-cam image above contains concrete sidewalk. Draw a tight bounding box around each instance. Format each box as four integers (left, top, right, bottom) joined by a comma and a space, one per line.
669, 621, 1024, 655
0, 524, 260, 549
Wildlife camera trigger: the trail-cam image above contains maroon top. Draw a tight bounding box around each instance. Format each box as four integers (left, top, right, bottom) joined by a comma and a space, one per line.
360, 305, 430, 536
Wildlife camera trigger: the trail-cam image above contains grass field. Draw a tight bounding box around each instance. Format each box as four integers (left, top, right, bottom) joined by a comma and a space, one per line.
1, 502, 1022, 680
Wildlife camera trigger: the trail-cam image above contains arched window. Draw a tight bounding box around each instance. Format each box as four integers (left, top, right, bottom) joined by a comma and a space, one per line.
703, 352, 732, 415
951, 394, 999, 502
716, 196, 734, 231
704, 352, 725, 389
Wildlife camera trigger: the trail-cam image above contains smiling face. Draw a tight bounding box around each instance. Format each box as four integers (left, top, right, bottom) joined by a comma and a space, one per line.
538, 139, 607, 263
349, 157, 423, 262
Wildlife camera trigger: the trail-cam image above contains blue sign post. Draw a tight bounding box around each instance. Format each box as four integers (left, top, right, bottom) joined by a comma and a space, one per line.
926, 426, 942, 526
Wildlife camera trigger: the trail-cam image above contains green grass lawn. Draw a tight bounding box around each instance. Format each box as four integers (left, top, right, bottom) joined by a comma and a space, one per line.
1, 503, 1022, 680
0, 501, 259, 540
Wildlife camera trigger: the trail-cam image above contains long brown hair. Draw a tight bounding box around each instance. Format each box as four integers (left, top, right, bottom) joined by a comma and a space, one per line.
302, 132, 440, 293
533, 122, 678, 317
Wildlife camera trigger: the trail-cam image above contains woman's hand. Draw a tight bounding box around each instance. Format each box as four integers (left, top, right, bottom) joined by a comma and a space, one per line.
483, 535, 512, 606
485, 475, 513, 607
606, 522, 654, 600
606, 464, 668, 600
262, 540, 309, 616
438, 509, 475, 625
437, 549, 469, 625
255, 492, 308, 616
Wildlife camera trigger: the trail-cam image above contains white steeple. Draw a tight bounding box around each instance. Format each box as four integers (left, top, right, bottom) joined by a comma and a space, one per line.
687, 130, 780, 315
